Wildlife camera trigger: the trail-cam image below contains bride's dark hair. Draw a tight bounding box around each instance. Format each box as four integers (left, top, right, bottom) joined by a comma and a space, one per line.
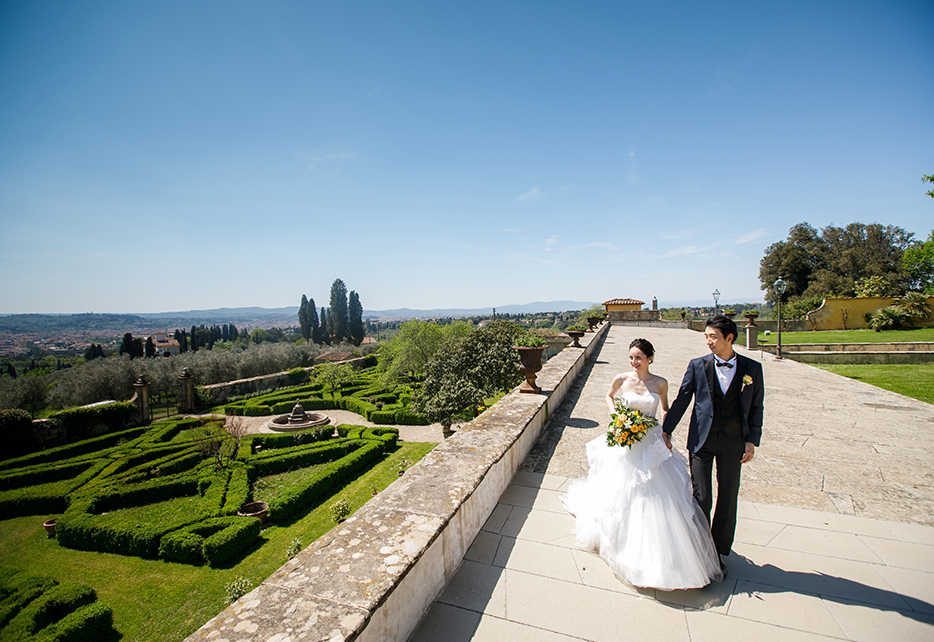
630, 338, 654, 358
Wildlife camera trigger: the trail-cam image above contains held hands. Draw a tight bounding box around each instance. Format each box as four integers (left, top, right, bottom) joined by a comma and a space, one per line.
662, 432, 673, 451
741, 442, 755, 463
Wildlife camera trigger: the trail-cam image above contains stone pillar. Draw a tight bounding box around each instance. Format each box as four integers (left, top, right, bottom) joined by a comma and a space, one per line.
133, 376, 151, 424
744, 317, 758, 351
178, 368, 194, 414
652, 297, 658, 311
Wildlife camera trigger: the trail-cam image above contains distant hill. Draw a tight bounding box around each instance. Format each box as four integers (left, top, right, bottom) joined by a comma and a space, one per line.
0, 301, 599, 334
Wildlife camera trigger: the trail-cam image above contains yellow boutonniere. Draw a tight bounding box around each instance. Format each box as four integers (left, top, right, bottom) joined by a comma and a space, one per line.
742, 374, 753, 391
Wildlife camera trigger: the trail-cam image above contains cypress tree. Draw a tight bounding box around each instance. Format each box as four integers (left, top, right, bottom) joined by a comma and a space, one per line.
329, 279, 349, 342
309, 298, 321, 344
320, 307, 330, 344
349, 290, 365, 346
145, 337, 156, 358
299, 295, 311, 341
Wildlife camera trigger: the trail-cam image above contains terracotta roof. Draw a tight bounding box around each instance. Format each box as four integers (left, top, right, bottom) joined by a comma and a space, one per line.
604, 298, 645, 305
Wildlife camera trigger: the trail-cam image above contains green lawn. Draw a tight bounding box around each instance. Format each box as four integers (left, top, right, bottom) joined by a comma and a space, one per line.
0, 441, 436, 642
758, 327, 934, 344
813, 364, 934, 405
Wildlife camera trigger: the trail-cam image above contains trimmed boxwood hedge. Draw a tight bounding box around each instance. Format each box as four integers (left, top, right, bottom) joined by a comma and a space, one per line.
158, 516, 261, 566
49, 402, 137, 442
0, 568, 117, 642
0, 426, 148, 472
0, 409, 35, 461
268, 440, 385, 523
0, 460, 111, 518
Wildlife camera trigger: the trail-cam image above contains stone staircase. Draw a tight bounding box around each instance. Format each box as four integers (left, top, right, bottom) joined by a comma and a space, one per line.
759, 342, 934, 364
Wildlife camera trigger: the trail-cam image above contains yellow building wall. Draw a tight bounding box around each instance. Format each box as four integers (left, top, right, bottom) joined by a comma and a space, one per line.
806, 297, 934, 331
606, 303, 641, 311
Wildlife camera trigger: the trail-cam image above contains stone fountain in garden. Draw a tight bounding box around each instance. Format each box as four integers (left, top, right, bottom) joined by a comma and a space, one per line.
266, 401, 331, 432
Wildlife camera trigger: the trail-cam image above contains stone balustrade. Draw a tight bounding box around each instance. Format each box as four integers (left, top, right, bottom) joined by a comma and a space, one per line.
185, 322, 610, 642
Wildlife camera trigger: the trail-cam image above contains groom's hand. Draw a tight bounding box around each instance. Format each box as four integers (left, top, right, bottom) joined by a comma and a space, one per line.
663, 432, 672, 450
741, 442, 755, 463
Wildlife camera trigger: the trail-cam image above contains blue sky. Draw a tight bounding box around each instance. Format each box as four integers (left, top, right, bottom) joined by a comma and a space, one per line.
1, 1, 931, 314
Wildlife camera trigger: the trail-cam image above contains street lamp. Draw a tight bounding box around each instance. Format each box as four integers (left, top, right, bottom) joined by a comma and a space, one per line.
712, 289, 721, 317
773, 277, 787, 359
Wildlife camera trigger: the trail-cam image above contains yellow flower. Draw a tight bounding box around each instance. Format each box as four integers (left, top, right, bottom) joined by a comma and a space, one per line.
742, 374, 753, 390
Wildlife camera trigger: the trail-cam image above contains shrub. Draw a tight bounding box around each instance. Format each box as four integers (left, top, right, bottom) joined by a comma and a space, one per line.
203, 516, 261, 567
368, 410, 397, 425
3, 581, 96, 640
0, 409, 35, 461
250, 441, 360, 477
49, 402, 136, 442
224, 577, 253, 603
0, 426, 147, 472
330, 498, 351, 522
394, 409, 430, 425
33, 601, 115, 642
287, 368, 308, 385
0, 570, 58, 629
286, 537, 302, 558
242, 405, 272, 417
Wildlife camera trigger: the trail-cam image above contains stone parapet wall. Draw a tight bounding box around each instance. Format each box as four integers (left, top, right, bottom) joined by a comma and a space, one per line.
185, 322, 610, 642
607, 310, 659, 323
612, 320, 689, 329
688, 319, 810, 333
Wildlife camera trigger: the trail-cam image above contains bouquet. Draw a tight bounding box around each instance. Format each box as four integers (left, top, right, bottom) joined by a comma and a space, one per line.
606, 397, 658, 448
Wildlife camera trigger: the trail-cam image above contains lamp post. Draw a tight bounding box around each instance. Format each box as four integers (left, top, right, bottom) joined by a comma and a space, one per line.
712, 289, 720, 317
773, 277, 787, 360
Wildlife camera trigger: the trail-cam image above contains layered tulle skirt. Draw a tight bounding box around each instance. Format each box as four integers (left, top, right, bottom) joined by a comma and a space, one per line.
562, 426, 723, 590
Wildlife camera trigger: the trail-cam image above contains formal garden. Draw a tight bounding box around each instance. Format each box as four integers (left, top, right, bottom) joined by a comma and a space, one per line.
0, 369, 438, 640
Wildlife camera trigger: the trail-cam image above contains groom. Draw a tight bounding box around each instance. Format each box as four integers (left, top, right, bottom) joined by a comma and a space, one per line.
662, 315, 764, 576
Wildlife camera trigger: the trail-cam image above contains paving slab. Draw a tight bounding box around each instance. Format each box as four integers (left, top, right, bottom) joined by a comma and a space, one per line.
409, 325, 934, 642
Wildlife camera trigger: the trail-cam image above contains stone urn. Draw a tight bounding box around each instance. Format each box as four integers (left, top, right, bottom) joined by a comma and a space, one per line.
515, 346, 545, 394
566, 330, 585, 348
586, 317, 601, 331
744, 312, 759, 325
724, 311, 737, 319
238, 501, 269, 524
43, 517, 58, 539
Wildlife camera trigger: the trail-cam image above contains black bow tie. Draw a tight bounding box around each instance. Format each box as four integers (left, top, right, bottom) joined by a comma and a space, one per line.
716, 361, 734, 369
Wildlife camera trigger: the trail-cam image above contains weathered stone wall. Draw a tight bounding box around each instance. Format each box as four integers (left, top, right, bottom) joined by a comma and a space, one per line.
201, 357, 366, 405
185, 322, 610, 642
607, 310, 659, 323
688, 319, 809, 333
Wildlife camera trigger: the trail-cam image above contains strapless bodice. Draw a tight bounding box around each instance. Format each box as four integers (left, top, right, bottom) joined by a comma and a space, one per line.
618, 391, 660, 419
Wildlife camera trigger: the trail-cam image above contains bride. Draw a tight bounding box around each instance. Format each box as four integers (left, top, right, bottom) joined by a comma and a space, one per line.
562, 338, 723, 590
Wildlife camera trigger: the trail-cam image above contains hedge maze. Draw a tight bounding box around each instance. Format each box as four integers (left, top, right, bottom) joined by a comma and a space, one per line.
0, 567, 118, 642
0, 415, 399, 568
221, 366, 430, 425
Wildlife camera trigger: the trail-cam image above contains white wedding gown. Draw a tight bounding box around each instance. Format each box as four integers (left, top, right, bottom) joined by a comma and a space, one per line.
562, 391, 723, 590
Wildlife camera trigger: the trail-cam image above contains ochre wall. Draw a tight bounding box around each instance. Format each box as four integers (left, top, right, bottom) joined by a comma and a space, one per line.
806, 297, 934, 331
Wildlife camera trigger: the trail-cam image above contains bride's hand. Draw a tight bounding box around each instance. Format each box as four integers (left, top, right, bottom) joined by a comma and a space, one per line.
662, 432, 672, 451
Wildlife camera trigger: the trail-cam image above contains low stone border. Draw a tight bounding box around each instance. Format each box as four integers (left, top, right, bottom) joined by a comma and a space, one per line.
184, 323, 610, 642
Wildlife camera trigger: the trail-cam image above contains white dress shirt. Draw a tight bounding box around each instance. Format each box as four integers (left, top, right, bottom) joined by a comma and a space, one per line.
714, 354, 737, 394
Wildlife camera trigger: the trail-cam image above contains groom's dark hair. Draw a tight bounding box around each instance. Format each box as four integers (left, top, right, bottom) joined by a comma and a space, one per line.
706, 315, 737, 343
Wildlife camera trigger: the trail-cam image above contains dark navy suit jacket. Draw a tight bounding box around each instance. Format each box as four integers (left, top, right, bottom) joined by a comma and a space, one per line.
662, 353, 764, 453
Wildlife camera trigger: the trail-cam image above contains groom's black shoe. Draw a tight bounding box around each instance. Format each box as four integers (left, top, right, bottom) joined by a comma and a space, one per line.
719, 555, 728, 580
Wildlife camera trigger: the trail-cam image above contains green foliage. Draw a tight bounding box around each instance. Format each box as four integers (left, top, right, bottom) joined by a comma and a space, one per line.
330, 498, 351, 522
923, 174, 934, 198
778, 295, 826, 321
903, 231, 934, 294
287, 367, 308, 384
0, 409, 34, 460
412, 320, 522, 427
566, 323, 588, 332
514, 329, 546, 347
224, 577, 253, 603
47, 402, 136, 444
328, 279, 349, 343
314, 362, 355, 393
286, 537, 302, 558
866, 306, 906, 331
759, 222, 916, 304
0, 569, 117, 642
894, 291, 932, 323
854, 275, 893, 297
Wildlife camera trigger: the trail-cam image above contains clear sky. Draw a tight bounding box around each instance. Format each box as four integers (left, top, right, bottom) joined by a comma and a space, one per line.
1, 1, 931, 314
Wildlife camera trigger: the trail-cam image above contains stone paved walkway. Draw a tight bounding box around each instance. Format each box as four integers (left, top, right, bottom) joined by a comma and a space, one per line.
409, 325, 934, 642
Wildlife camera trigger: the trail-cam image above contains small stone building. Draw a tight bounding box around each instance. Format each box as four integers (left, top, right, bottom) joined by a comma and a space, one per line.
604, 298, 660, 323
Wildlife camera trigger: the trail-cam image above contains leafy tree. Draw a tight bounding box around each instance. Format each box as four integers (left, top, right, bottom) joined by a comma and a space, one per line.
854, 275, 893, 298
760, 222, 915, 304
83, 344, 104, 360
250, 328, 268, 344
20, 373, 48, 418
923, 174, 934, 198
328, 279, 349, 343
309, 299, 322, 344
191, 416, 248, 470
315, 362, 355, 394
378, 320, 471, 385
903, 231, 934, 294
298, 294, 312, 341
412, 321, 523, 428
145, 336, 156, 358
348, 291, 364, 346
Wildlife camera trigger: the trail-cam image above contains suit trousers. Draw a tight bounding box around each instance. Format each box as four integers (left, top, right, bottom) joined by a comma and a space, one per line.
690, 430, 746, 557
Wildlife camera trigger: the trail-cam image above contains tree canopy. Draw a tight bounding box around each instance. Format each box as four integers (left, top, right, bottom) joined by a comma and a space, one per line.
903, 231, 934, 295
412, 320, 523, 427
377, 319, 472, 385
328, 279, 349, 343
759, 222, 916, 305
